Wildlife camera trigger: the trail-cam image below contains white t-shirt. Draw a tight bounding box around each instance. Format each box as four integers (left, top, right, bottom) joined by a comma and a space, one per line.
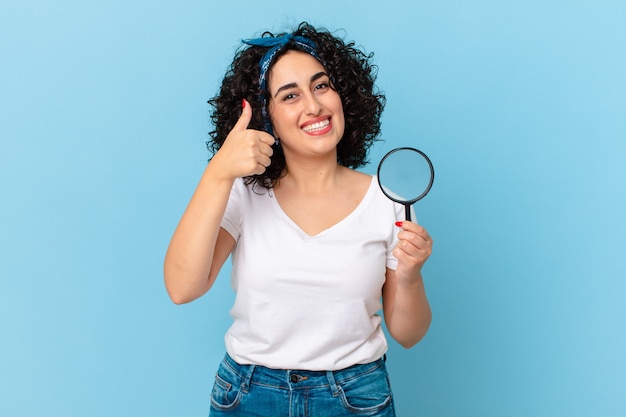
220, 175, 404, 371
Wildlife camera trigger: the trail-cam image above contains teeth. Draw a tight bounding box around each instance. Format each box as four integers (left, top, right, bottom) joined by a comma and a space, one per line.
302, 119, 330, 132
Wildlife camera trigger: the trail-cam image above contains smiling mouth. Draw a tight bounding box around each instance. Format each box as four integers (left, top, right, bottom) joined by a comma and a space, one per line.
301, 118, 330, 133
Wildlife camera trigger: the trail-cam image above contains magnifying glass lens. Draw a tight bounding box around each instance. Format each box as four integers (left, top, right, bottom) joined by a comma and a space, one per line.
377, 147, 434, 221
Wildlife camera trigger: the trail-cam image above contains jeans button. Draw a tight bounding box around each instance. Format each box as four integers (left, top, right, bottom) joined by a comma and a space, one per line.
290, 374, 299, 383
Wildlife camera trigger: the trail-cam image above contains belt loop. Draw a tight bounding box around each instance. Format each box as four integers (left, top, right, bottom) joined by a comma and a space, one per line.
241, 364, 256, 393
326, 371, 340, 397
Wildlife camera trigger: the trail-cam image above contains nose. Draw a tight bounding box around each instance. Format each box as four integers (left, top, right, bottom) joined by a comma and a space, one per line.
303, 92, 322, 116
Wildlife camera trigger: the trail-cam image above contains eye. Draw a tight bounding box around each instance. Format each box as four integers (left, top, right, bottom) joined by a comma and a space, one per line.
314, 82, 329, 91
281, 92, 298, 101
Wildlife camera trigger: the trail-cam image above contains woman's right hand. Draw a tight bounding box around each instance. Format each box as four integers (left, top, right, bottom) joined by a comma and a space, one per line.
210, 99, 275, 179
164, 99, 274, 304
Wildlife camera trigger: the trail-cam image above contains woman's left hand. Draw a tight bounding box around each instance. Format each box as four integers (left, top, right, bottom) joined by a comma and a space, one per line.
393, 221, 433, 284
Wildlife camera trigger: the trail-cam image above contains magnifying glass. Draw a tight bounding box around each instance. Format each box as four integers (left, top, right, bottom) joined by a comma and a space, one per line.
376, 147, 435, 221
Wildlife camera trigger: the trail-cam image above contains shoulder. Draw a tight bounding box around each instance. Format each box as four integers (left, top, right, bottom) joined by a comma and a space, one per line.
232, 177, 272, 198
343, 167, 371, 181
340, 167, 372, 188
337, 168, 373, 204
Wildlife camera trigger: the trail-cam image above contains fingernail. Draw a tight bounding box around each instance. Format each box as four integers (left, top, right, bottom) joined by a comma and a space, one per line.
241, 99, 246, 109
395, 222, 403, 227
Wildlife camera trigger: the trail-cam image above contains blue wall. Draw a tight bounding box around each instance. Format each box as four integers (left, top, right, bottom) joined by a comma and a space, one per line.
1, 1, 625, 416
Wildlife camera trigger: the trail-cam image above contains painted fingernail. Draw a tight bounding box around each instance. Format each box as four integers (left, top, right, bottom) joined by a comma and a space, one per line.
395, 222, 403, 227
241, 98, 246, 109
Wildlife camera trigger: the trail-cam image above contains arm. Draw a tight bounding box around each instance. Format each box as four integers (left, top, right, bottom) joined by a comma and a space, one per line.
163, 169, 235, 304
382, 222, 433, 348
163, 100, 275, 304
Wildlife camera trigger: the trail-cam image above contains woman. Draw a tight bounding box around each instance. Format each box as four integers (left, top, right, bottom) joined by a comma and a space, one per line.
164, 22, 433, 416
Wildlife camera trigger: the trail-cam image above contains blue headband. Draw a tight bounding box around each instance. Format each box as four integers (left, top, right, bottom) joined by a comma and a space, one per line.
242, 33, 320, 137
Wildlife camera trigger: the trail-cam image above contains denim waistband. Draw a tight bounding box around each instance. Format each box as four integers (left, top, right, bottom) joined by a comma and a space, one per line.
221, 353, 387, 392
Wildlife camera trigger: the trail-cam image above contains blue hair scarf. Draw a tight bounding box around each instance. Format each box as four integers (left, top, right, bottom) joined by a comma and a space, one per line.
242, 34, 321, 137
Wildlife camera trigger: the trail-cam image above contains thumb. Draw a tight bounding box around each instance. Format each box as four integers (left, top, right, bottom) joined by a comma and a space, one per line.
232, 99, 252, 132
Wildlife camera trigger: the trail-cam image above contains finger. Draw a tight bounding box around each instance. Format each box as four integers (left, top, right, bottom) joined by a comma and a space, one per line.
232, 99, 252, 132
394, 237, 432, 264
252, 163, 268, 176
235, 100, 276, 148
396, 235, 428, 256
395, 221, 423, 232
396, 222, 431, 241
258, 131, 277, 147
259, 141, 274, 158
256, 152, 272, 168
252, 155, 273, 175
396, 230, 433, 261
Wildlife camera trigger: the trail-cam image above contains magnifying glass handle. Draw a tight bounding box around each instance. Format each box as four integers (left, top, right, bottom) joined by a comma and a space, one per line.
404, 204, 412, 222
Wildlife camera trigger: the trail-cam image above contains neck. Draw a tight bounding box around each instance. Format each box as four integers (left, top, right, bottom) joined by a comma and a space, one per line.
280, 157, 344, 194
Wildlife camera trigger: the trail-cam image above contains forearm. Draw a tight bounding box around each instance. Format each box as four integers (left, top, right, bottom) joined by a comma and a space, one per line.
384, 273, 432, 348
163, 163, 234, 304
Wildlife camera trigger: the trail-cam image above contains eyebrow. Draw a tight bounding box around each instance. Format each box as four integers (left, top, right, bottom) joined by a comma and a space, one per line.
273, 71, 328, 98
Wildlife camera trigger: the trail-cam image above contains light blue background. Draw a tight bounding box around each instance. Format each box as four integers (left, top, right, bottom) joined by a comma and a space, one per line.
1, 1, 625, 416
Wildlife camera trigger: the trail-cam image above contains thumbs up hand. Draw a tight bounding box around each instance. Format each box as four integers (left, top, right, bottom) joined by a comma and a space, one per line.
211, 99, 276, 179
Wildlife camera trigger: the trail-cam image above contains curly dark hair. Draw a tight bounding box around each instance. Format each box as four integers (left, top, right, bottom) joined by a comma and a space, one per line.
207, 22, 386, 189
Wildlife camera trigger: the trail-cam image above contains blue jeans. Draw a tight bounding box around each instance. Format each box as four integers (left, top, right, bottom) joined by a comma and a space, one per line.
209, 353, 396, 416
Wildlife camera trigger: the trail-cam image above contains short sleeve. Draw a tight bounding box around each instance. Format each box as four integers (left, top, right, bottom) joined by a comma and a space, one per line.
385, 201, 406, 270
221, 178, 245, 241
